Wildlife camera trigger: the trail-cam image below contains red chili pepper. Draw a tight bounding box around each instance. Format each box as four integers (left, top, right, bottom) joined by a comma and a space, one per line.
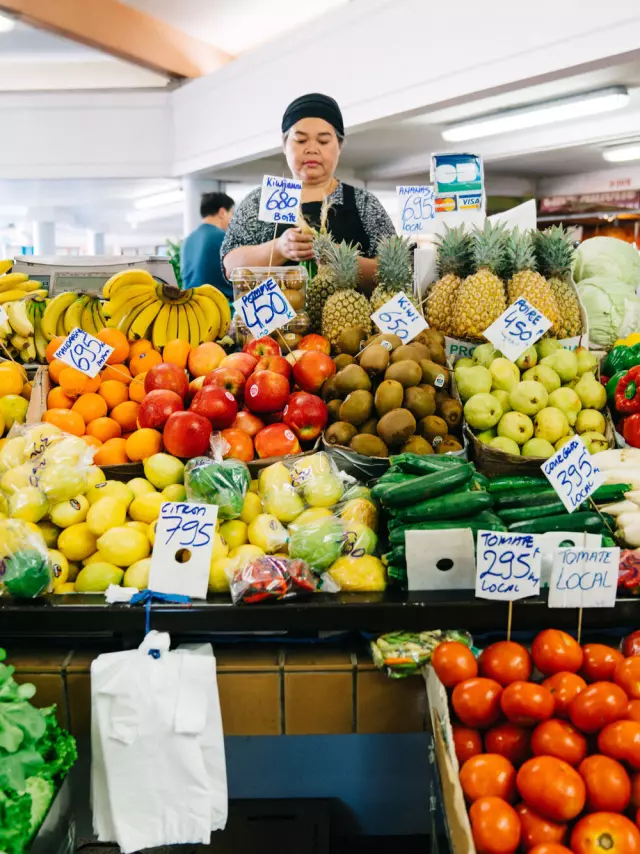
623, 412, 640, 447
615, 365, 640, 413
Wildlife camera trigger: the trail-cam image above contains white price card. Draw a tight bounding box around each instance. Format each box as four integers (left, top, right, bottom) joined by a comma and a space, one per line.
548, 547, 619, 608
258, 175, 302, 224
371, 293, 428, 343
148, 501, 218, 599
475, 530, 542, 601
233, 277, 296, 339
483, 298, 552, 363
397, 185, 436, 234
54, 327, 113, 378
541, 435, 605, 514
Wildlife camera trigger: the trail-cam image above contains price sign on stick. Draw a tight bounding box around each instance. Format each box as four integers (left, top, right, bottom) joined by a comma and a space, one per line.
397, 185, 436, 234
542, 436, 605, 514
234, 277, 296, 339
258, 175, 302, 224
548, 547, 619, 609
475, 531, 542, 602
371, 293, 428, 343
483, 298, 552, 363
54, 328, 113, 378
148, 501, 217, 599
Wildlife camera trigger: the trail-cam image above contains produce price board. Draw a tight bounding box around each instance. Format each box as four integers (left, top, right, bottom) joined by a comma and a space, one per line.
548, 547, 619, 608
475, 531, 541, 601
370, 292, 428, 343
233, 277, 296, 338
482, 298, 552, 363
396, 185, 436, 234
53, 328, 113, 378
258, 175, 302, 224
542, 436, 605, 513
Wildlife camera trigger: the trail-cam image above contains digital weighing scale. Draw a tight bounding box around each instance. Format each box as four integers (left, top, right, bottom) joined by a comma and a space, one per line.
11, 256, 178, 296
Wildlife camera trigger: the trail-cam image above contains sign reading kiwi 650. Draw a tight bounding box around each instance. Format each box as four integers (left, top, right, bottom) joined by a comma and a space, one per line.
371, 293, 428, 343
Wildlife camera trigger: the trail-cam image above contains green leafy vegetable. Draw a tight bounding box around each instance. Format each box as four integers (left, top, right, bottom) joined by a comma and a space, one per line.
576, 275, 637, 348
574, 236, 640, 285
0, 787, 32, 854
25, 776, 55, 835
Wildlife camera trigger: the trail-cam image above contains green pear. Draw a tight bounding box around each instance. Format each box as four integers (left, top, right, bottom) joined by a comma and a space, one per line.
522, 365, 561, 394
574, 373, 606, 410
491, 390, 512, 414
464, 393, 503, 430
456, 366, 492, 402
536, 339, 564, 360
454, 357, 475, 372
489, 436, 520, 456
540, 350, 578, 383
575, 409, 606, 435
534, 407, 570, 444
472, 343, 501, 368
497, 411, 534, 445
580, 431, 609, 454
575, 346, 598, 375
476, 428, 497, 444
509, 381, 549, 416
555, 435, 574, 451
490, 358, 520, 392
548, 388, 582, 426
521, 438, 556, 458
515, 345, 538, 372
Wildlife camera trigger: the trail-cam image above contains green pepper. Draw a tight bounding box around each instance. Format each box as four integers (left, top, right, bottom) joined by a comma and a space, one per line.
607, 370, 629, 407
604, 345, 638, 375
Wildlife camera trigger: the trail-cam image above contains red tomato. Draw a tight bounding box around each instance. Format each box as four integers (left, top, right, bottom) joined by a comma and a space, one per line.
530, 719, 587, 767
569, 682, 629, 733
485, 723, 531, 766
452, 724, 483, 765
627, 700, 640, 723
571, 812, 640, 854
532, 630, 583, 676
578, 755, 631, 812
598, 720, 640, 769
622, 631, 640, 658
528, 847, 573, 854
542, 671, 586, 719
469, 796, 521, 854
431, 641, 478, 687
501, 682, 555, 726
515, 803, 568, 852
516, 756, 586, 822
631, 772, 640, 810
452, 678, 503, 729
615, 657, 640, 700
460, 754, 517, 803
479, 641, 532, 687
581, 643, 624, 682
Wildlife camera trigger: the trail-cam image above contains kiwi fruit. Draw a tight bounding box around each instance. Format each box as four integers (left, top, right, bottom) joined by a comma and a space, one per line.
420, 360, 449, 388
336, 364, 371, 394
374, 379, 404, 417
377, 408, 417, 447
359, 417, 379, 435
350, 434, 389, 458
359, 344, 390, 375
334, 354, 355, 370
400, 435, 434, 455
437, 436, 463, 454
423, 328, 445, 347
428, 342, 446, 366
327, 399, 343, 421
434, 389, 452, 405
439, 399, 463, 431
369, 332, 403, 351
339, 326, 368, 356
324, 422, 358, 446
390, 344, 426, 364
403, 386, 436, 420
339, 389, 374, 426
321, 375, 342, 402
385, 360, 422, 388
419, 415, 448, 444
283, 288, 304, 311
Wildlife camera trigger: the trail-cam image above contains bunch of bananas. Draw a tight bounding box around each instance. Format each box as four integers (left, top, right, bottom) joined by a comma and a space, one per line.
0, 265, 47, 305
41, 293, 107, 343
0, 295, 48, 363
102, 269, 231, 348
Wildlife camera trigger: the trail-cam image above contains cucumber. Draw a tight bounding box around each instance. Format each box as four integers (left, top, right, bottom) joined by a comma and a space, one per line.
472, 473, 490, 489
487, 475, 548, 494
389, 512, 506, 545
376, 472, 415, 485
375, 465, 473, 508
394, 491, 494, 524
507, 512, 606, 535
592, 484, 632, 504
387, 564, 407, 582
389, 453, 467, 475
498, 500, 581, 523
493, 488, 562, 509
383, 546, 406, 565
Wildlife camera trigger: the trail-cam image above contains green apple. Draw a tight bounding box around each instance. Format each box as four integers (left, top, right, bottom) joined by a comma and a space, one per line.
521, 438, 556, 458
522, 365, 561, 394
509, 381, 549, 416
456, 366, 492, 401
464, 393, 503, 430
515, 345, 538, 371
534, 407, 569, 444
491, 390, 512, 414
548, 388, 582, 426
574, 373, 606, 410
580, 431, 609, 454
490, 358, 520, 392
575, 409, 606, 436
489, 436, 520, 456
497, 411, 534, 445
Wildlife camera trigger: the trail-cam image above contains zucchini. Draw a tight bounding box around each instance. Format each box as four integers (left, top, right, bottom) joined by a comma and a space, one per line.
389, 512, 506, 545
472, 473, 490, 489
387, 564, 407, 582
487, 475, 548, 494
389, 453, 467, 475
383, 546, 406, 565
592, 484, 632, 504
493, 488, 561, 509
394, 491, 494, 524
498, 500, 581, 524
375, 465, 473, 508
376, 472, 414, 485
507, 512, 606, 535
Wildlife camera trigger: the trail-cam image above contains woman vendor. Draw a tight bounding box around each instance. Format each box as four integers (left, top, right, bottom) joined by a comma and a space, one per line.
221, 93, 396, 292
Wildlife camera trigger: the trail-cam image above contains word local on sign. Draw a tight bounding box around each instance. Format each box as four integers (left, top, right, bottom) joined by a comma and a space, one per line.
233, 277, 295, 339
542, 436, 604, 514
371, 292, 427, 344
396, 185, 436, 234
483, 297, 552, 363
548, 547, 619, 608
259, 175, 302, 225
54, 327, 114, 378
475, 530, 541, 601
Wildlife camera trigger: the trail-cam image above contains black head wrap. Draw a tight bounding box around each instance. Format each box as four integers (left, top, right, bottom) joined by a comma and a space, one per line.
282, 93, 344, 137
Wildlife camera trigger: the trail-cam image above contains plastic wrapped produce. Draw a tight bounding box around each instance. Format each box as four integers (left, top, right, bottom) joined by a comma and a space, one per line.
327, 555, 386, 591
184, 456, 250, 520
230, 556, 321, 604
288, 514, 345, 572
370, 630, 474, 679
0, 518, 52, 598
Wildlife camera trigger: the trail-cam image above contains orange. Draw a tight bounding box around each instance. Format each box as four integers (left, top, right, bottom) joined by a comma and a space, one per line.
45, 337, 66, 364
98, 380, 129, 410
101, 363, 132, 385
86, 416, 121, 443
128, 339, 154, 361
43, 408, 85, 437
48, 359, 66, 384
129, 373, 147, 403
71, 393, 108, 423
21, 382, 32, 401
125, 428, 162, 461
81, 435, 103, 450
48, 387, 74, 409
121, 432, 135, 441
93, 437, 128, 466
97, 328, 130, 365
0, 364, 24, 397
58, 366, 100, 397
111, 401, 140, 432
130, 349, 162, 377
163, 339, 191, 369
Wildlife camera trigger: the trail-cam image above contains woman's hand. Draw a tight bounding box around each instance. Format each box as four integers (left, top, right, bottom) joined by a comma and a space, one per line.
276, 227, 314, 262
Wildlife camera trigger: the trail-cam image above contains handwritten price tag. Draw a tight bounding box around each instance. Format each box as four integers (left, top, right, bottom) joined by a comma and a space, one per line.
397, 185, 436, 234
258, 175, 302, 224
234, 276, 296, 339
148, 501, 218, 599
371, 293, 427, 343
483, 298, 552, 363
548, 547, 619, 608
542, 436, 604, 514
54, 327, 113, 378
475, 531, 541, 601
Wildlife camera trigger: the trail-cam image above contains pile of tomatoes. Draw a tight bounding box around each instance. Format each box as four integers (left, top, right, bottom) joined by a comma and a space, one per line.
431, 629, 640, 854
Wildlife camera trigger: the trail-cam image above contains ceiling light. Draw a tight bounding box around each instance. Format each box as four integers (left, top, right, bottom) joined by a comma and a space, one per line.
603, 143, 640, 163
0, 13, 15, 33
442, 87, 629, 142
133, 189, 183, 210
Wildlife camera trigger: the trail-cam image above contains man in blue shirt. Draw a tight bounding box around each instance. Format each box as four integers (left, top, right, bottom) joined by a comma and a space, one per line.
181, 191, 235, 297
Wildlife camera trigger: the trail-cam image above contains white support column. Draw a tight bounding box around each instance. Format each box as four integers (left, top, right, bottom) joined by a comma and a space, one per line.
88, 230, 106, 255
32, 221, 56, 255
182, 176, 221, 237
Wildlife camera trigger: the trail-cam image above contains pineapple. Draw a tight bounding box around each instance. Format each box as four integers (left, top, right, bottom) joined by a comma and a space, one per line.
450, 221, 507, 339
426, 225, 473, 334
370, 235, 415, 312
321, 241, 372, 351
506, 228, 559, 332
307, 231, 336, 332
535, 226, 581, 338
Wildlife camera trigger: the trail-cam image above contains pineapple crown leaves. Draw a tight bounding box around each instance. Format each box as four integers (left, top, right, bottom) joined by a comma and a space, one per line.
375, 234, 413, 288
312, 231, 335, 265
470, 220, 508, 276
534, 225, 575, 280
436, 225, 474, 279
505, 227, 538, 277
327, 240, 361, 290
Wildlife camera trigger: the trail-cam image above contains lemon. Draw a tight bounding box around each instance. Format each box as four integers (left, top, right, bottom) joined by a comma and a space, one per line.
0, 493, 7, 516
208, 557, 232, 592
219, 520, 248, 550
2, 462, 34, 494
304, 474, 343, 508
129, 492, 164, 524
41, 435, 88, 465
97, 526, 150, 567
288, 507, 332, 532
127, 477, 157, 498
258, 462, 291, 496
210, 532, 228, 564
9, 487, 49, 523
248, 514, 288, 553
82, 551, 106, 566
263, 485, 304, 523
85, 496, 128, 537
162, 483, 186, 502
86, 465, 106, 489
66, 562, 80, 582
228, 544, 264, 573
123, 557, 151, 589
148, 519, 157, 546
23, 424, 62, 459
48, 549, 69, 586
0, 436, 26, 474
240, 491, 263, 525
125, 521, 148, 535
328, 555, 386, 591
86, 480, 134, 507
38, 464, 87, 503
52, 582, 76, 594
49, 495, 90, 528
249, 478, 259, 494
75, 562, 124, 592
37, 520, 61, 548
57, 523, 98, 562
143, 453, 184, 489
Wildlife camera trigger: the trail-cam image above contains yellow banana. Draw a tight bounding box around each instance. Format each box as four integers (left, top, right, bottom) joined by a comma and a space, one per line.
56, 313, 66, 338
118, 296, 157, 339
0, 289, 32, 304
63, 295, 88, 335
152, 303, 171, 350
103, 283, 156, 318
10, 334, 29, 351
0, 272, 28, 291
33, 303, 48, 363
195, 285, 231, 337
176, 305, 190, 343
103, 268, 156, 299
81, 299, 98, 336
20, 280, 45, 293
106, 291, 157, 329
191, 294, 219, 342
182, 302, 201, 349
166, 305, 179, 341
0, 260, 14, 276
96, 300, 107, 329
41, 292, 77, 341
23, 340, 36, 363
6, 300, 34, 337
91, 299, 106, 334
129, 300, 163, 341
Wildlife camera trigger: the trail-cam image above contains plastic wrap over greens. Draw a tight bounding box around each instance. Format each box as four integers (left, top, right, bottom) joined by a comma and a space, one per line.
0, 519, 52, 598
371, 629, 473, 679
184, 457, 250, 520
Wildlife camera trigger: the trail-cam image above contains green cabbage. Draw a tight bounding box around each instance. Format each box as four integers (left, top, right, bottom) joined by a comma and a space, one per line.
574, 236, 640, 286
576, 275, 636, 348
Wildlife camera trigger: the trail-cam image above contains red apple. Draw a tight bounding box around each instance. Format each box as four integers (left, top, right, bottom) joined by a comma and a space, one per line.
254, 354, 292, 381
283, 391, 328, 441
231, 410, 264, 438
203, 367, 246, 400
137, 389, 184, 430
261, 409, 285, 425
190, 385, 238, 428
254, 423, 301, 459
163, 411, 212, 458
292, 351, 336, 394
219, 351, 258, 378
187, 342, 226, 377
186, 376, 205, 403
298, 334, 331, 355
143, 362, 189, 399
243, 336, 280, 358
245, 370, 290, 413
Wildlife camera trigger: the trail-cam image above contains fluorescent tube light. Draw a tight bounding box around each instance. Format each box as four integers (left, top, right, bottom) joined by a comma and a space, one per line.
134, 189, 184, 210
603, 143, 640, 163
0, 14, 15, 33
442, 87, 629, 142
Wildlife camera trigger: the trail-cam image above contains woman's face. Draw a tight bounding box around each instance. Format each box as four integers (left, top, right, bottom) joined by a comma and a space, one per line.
283, 118, 341, 185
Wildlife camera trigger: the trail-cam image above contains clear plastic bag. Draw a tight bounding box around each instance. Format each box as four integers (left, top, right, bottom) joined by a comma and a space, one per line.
185, 456, 250, 520
0, 518, 52, 598
370, 630, 474, 679
328, 555, 386, 591
288, 514, 345, 573
230, 556, 336, 605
